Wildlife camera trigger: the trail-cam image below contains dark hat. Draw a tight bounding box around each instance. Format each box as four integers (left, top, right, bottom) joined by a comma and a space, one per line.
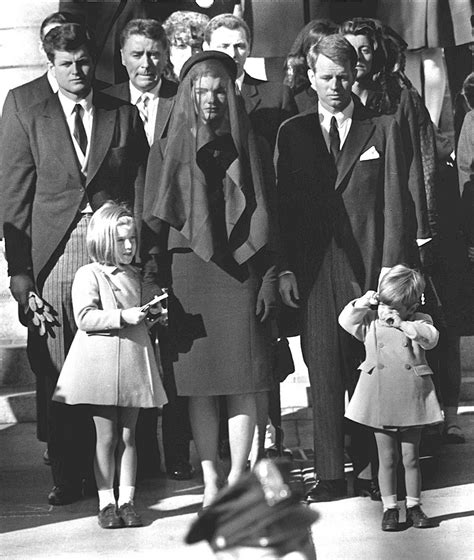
186, 459, 319, 552
179, 50, 237, 82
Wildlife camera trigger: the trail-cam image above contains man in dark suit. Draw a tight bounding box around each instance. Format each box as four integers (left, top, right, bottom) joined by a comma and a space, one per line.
104, 18, 194, 482
203, 13, 297, 150
1, 23, 148, 505
0, 11, 86, 464
276, 34, 409, 502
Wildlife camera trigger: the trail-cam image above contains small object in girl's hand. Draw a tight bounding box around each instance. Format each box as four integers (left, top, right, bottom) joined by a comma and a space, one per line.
140, 292, 168, 313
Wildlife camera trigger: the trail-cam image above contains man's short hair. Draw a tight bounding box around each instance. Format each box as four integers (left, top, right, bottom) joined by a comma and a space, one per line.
40, 11, 83, 41
204, 14, 252, 47
307, 33, 357, 73
43, 23, 96, 63
119, 18, 168, 50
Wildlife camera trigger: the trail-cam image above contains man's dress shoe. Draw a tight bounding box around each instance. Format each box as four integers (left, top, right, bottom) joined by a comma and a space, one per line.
354, 478, 382, 501
167, 462, 195, 481
47, 485, 82, 506
304, 478, 347, 503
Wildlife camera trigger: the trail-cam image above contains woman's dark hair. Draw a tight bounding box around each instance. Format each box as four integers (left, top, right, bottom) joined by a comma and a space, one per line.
340, 17, 412, 115
284, 18, 337, 91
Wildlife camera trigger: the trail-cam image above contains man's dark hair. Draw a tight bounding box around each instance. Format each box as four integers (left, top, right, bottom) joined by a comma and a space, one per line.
40, 11, 83, 41
119, 18, 168, 50
43, 23, 96, 63
204, 14, 252, 48
307, 33, 357, 73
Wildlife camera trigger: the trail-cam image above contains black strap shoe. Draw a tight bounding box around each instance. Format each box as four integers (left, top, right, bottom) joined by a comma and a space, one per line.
167, 462, 195, 481
354, 478, 382, 501
98, 503, 123, 529
381, 508, 399, 531
118, 502, 143, 527
406, 505, 435, 528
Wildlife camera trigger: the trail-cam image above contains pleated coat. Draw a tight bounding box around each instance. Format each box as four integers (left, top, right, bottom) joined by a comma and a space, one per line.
53, 263, 167, 408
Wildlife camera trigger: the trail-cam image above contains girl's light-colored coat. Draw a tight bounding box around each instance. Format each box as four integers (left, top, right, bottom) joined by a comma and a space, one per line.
339, 301, 443, 429
53, 263, 167, 408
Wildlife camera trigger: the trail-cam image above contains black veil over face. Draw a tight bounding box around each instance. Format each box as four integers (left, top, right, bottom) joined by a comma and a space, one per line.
152, 51, 270, 268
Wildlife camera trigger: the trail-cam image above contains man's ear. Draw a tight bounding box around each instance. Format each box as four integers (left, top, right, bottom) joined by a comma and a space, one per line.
47, 60, 55, 77
202, 41, 211, 52
120, 49, 125, 66
307, 68, 315, 87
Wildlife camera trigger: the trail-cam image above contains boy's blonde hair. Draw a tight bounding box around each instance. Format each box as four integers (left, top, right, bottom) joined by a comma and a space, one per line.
378, 264, 425, 309
87, 201, 135, 266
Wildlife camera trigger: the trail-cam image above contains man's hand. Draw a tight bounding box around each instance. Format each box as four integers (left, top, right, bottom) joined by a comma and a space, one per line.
10, 273, 35, 308
278, 273, 300, 308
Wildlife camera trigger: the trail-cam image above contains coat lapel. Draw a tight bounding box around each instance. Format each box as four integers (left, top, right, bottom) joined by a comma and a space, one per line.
335, 108, 375, 191
154, 79, 176, 141
87, 95, 116, 186
42, 95, 83, 182
241, 74, 262, 114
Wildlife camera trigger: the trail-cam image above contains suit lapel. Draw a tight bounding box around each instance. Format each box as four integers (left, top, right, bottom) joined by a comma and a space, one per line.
154, 80, 176, 141
335, 109, 375, 190
43, 95, 83, 181
87, 95, 116, 185
241, 74, 262, 114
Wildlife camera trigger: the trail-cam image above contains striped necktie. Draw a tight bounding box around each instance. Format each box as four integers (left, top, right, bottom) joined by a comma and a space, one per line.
138, 93, 150, 125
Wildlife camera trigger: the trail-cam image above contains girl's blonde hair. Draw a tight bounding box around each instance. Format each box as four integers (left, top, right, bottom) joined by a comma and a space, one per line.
378, 264, 425, 309
87, 201, 135, 266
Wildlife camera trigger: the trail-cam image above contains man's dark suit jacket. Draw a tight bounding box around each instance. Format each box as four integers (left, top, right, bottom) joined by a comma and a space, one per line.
241, 73, 297, 149
1, 90, 149, 283
1, 73, 53, 119
276, 98, 410, 301
103, 78, 178, 144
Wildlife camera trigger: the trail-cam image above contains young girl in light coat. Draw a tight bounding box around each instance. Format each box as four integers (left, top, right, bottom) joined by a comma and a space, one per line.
54, 202, 167, 529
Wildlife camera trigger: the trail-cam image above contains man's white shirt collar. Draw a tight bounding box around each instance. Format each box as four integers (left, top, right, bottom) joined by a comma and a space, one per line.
47, 69, 59, 93
318, 98, 354, 149
57, 89, 93, 116
235, 73, 245, 92
129, 80, 161, 105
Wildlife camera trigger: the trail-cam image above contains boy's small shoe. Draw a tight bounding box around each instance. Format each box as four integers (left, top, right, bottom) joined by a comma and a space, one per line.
381, 508, 399, 531
118, 502, 143, 527
98, 504, 122, 529
406, 505, 434, 528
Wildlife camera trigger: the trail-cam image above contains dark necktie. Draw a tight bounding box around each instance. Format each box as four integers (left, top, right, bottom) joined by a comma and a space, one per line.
73, 104, 88, 156
329, 116, 340, 162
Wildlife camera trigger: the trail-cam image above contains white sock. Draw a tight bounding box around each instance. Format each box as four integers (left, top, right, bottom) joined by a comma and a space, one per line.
381, 494, 398, 511
118, 485, 135, 507
98, 489, 116, 510
406, 496, 421, 509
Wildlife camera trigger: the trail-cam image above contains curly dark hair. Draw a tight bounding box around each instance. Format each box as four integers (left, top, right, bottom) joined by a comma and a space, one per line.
340, 17, 413, 115
284, 18, 338, 92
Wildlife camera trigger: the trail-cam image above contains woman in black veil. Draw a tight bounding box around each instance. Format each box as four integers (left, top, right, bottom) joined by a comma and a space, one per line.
143, 51, 277, 508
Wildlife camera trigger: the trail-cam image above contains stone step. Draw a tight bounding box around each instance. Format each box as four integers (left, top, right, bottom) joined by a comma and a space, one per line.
0, 341, 34, 387
0, 384, 35, 423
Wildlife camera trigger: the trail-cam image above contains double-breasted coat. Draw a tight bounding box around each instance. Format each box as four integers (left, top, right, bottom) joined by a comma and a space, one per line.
339, 301, 443, 429
53, 263, 167, 408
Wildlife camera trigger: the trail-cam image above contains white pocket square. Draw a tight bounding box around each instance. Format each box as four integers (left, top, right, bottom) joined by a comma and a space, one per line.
359, 146, 380, 161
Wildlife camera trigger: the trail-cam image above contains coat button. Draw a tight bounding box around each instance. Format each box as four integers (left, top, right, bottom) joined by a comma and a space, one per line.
378, 342, 384, 348
403, 342, 409, 347
378, 364, 384, 369
405, 364, 412, 369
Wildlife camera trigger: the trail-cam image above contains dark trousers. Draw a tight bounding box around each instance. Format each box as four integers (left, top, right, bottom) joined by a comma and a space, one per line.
300, 240, 363, 480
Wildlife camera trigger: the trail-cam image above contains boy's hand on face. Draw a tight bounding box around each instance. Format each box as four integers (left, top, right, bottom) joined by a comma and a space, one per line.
355, 290, 378, 308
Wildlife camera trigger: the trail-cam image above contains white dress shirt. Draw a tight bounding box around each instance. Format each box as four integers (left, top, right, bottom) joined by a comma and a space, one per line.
129, 80, 161, 146
57, 89, 93, 176
318, 99, 354, 152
